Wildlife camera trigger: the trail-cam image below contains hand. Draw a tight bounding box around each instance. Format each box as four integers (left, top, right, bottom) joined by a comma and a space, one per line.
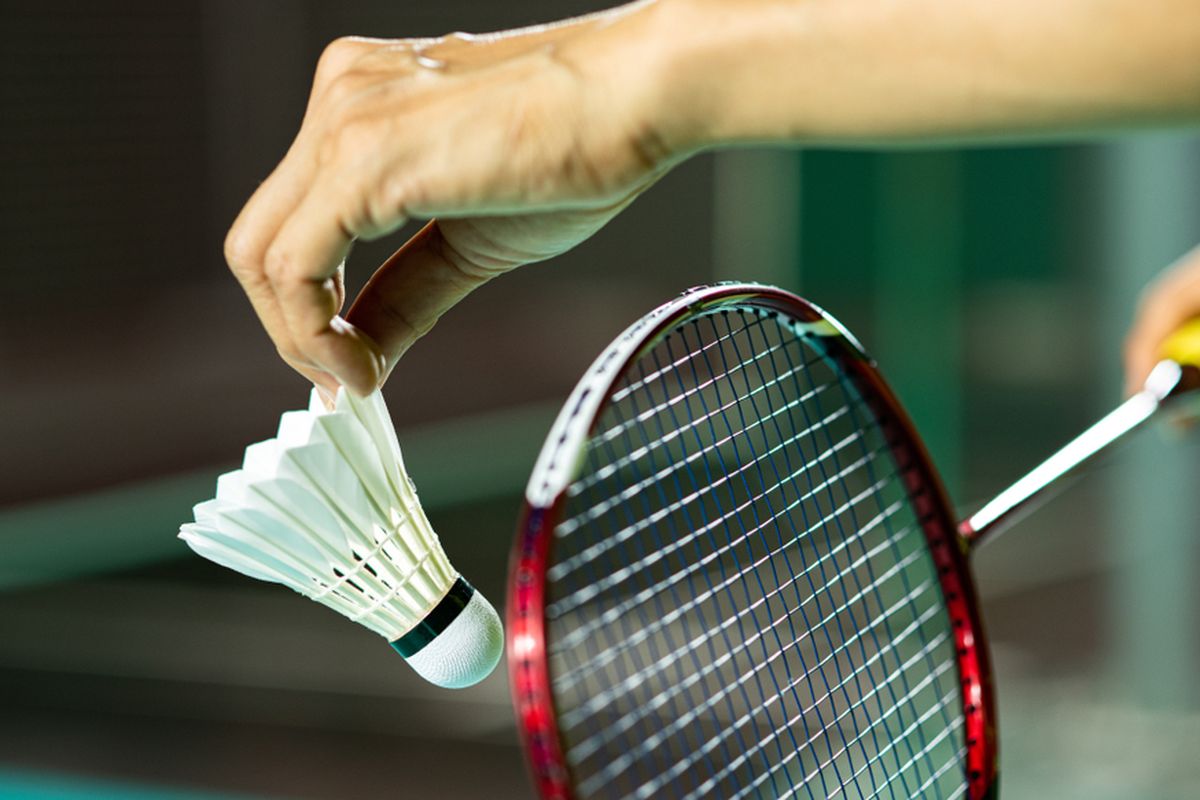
223, 2, 681, 396
1124, 244, 1200, 394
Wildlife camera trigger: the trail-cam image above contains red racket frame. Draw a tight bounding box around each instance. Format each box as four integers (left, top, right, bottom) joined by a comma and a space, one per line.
507, 284, 998, 799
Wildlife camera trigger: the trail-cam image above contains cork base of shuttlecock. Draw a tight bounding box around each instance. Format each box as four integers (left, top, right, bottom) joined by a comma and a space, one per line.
404, 589, 504, 688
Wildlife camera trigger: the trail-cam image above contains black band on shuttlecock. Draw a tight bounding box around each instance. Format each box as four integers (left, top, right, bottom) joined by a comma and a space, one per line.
389, 576, 475, 658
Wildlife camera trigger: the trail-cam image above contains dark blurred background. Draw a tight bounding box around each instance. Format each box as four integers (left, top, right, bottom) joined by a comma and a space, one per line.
2, 2, 1199, 798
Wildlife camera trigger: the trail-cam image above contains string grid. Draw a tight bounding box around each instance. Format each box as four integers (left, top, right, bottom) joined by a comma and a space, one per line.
544, 308, 966, 799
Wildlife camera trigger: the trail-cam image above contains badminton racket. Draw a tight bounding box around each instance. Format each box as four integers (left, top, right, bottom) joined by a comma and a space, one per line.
507, 283, 1200, 800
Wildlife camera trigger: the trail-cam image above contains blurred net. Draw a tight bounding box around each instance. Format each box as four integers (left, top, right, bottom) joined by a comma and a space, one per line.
544, 307, 966, 799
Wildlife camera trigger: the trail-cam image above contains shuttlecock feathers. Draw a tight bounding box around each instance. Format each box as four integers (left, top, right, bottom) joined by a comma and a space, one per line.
180, 389, 502, 688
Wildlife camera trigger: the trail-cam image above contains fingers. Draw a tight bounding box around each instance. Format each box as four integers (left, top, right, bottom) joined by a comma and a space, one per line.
264, 213, 386, 395
225, 37, 395, 395
1123, 244, 1200, 394
345, 220, 509, 380
227, 167, 371, 393
261, 139, 414, 393
343, 171, 669, 380
223, 16, 664, 393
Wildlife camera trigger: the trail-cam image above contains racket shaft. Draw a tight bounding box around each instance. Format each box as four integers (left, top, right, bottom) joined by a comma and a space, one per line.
961, 360, 1184, 544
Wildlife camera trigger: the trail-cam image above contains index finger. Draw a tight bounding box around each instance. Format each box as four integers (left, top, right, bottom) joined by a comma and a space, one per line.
223, 36, 386, 393
262, 170, 390, 395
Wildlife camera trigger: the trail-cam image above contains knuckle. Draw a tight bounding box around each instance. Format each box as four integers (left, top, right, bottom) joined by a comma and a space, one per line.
321, 114, 378, 166
262, 245, 295, 285
316, 37, 367, 83
323, 70, 367, 109
223, 229, 260, 276
375, 172, 419, 220
223, 229, 248, 269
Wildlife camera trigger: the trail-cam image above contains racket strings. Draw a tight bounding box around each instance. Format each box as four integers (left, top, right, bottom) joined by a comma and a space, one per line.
563, 550, 947, 773
819, 362, 963, 783
559, 314, 926, 800
587, 335, 798, 798
545, 309, 966, 799
608, 311, 772, 405
689, 314, 900, 799
555, 507, 926, 736
549, 497, 914, 693
700, 635, 961, 800
549, 435, 887, 618
774, 323, 962, 792
592, 343, 764, 793
585, 338, 820, 467
753, 314, 965, 795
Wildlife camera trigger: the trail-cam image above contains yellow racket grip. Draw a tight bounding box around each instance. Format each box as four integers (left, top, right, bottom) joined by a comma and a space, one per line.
1160, 318, 1200, 366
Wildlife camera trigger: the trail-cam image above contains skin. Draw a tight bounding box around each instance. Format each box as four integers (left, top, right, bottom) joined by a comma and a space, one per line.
223, 0, 1200, 399
1125, 245, 1200, 395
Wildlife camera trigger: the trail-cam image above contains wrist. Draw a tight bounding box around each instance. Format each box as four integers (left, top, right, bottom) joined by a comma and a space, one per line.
558, 1, 711, 169
656, 0, 820, 150
567, 0, 818, 156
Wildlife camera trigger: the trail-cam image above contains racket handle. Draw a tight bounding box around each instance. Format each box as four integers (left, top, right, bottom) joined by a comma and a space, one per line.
1160, 318, 1200, 366
962, 319, 1200, 545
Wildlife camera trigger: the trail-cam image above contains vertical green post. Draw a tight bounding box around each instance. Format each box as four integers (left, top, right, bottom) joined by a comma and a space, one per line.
873, 152, 965, 496
1097, 134, 1200, 709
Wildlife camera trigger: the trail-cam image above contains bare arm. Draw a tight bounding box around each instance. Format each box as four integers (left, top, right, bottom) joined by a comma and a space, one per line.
223, 0, 1200, 396
663, 0, 1200, 150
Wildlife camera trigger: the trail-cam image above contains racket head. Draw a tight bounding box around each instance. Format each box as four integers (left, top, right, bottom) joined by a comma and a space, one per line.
507, 284, 996, 799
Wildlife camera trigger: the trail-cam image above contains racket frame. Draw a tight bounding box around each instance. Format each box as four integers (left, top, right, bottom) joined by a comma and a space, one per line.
507, 283, 998, 799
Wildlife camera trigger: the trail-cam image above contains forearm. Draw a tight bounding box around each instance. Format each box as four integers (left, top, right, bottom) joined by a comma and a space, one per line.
602, 0, 1200, 151
224, 0, 1198, 394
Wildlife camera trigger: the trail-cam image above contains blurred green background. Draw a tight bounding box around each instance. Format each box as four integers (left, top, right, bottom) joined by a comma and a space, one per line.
1, 2, 1198, 798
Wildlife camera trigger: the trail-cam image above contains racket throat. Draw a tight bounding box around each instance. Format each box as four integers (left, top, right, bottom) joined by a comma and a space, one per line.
961, 360, 1195, 546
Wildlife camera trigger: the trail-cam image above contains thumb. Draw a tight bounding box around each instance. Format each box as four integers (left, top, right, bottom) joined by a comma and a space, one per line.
344, 220, 511, 381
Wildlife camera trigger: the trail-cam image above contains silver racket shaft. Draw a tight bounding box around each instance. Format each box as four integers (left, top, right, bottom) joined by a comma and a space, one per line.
961, 359, 1199, 545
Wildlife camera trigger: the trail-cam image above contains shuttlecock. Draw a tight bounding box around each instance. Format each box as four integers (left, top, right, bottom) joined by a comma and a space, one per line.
179, 388, 503, 688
